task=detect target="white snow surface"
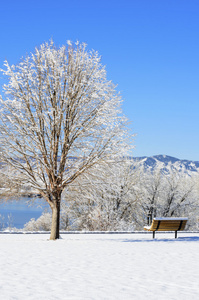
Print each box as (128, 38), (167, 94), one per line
(0, 232), (199, 299)
(154, 217), (188, 220)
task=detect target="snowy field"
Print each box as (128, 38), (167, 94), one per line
(0, 232), (199, 300)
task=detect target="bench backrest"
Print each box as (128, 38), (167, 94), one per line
(150, 218), (188, 231)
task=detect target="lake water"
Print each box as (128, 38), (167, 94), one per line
(0, 197), (49, 229)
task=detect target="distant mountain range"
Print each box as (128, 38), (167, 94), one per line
(132, 155), (199, 173)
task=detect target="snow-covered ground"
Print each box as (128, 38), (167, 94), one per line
(0, 232), (199, 300)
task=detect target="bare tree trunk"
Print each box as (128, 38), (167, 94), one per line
(50, 199), (61, 240)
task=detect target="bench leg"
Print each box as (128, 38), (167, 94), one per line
(175, 231), (177, 239)
(153, 231), (155, 239)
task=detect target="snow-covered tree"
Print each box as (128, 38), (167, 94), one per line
(137, 164), (199, 229)
(23, 213), (52, 231)
(0, 40), (132, 239)
(61, 160), (140, 231)
(0, 214), (5, 231)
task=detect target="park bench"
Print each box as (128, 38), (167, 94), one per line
(144, 217), (188, 239)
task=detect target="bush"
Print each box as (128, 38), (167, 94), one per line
(23, 213), (52, 231)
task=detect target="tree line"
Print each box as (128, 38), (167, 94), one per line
(23, 160), (199, 232)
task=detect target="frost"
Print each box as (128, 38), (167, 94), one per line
(0, 39), (133, 239)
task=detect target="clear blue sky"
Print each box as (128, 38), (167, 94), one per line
(0, 0), (199, 161)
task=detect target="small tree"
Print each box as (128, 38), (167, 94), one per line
(0, 40), (132, 239)
(138, 164), (197, 227)
(61, 160), (139, 231)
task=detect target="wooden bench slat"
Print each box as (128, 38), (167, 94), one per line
(152, 220), (187, 223)
(144, 218), (188, 235)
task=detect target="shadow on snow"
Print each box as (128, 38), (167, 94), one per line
(122, 236), (199, 243)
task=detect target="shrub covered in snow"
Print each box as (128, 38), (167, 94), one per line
(23, 213), (52, 231)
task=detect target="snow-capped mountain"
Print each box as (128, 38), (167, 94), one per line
(133, 155), (199, 173)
